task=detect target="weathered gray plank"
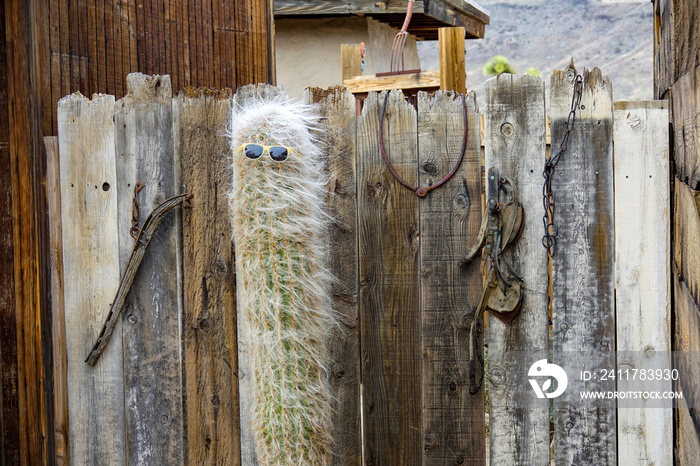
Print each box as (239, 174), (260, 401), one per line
(45, 136), (70, 466)
(484, 74), (550, 466)
(674, 178), (700, 304)
(613, 101), (671, 466)
(305, 86), (362, 466)
(231, 83), (286, 466)
(357, 90), (422, 466)
(550, 63), (616, 465)
(57, 92), (125, 465)
(417, 90), (484, 465)
(176, 87), (241, 465)
(653, 0), (674, 99)
(114, 73), (184, 465)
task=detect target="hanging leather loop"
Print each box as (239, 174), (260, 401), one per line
(379, 91), (468, 197)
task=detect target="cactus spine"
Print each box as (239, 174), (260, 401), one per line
(228, 97), (333, 465)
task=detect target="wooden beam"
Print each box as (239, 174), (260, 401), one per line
(550, 63), (616, 465)
(341, 44), (363, 82)
(344, 70), (440, 93)
(484, 74), (550, 466)
(5, 0), (53, 462)
(613, 100), (671, 466)
(439, 27), (466, 94)
(305, 86), (362, 465)
(419, 90), (485, 464)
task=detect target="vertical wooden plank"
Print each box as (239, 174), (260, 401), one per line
(5, 0), (52, 462)
(357, 90), (422, 466)
(86, 0), (98, 94)
(484, 74), (550, 465)
(104, 0), (116, 95)
(305, 86), (362, 465)
(0, 2), (21, 461)
(674, 178), (700, 325)
(550, 63), (616, 465)
(58, 0), (70, 98)
(125, 0), (138, 74)
(114, 73), (184, 465)
(670, 67), (700, 189)
(177, 87), (240, 466)
(96, 0), (106, 93)
(438, 27), (466, 94)
(45, 136), (70, 466)
(418, 90), (485, 465)
(613, 101), (672, 466)
(57, 92), (125, 465)
(673, 272), (700, 464)
(341, 44), (363, 82)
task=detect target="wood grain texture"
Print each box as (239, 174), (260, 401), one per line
(438, 28), (466, 94)
(674, 178), (700, 303)
(5, 1), (53, 463)
(45, 136), (70, 466)
(341, 44), (363, 82)
(550, 64), (616, 465)
(484, 74), (550, 466)
(673, 273), (700, 464)
(344, 70), (441, 94)
(673, 0), (700, 82)
(357, 90), (422, 466)
(670, 65), (700, 189)
(57, 92), (126, 465)
(176, 86), (241, 466)
(305, 86), (362, 466)
(653, 0), (674, 99)
(114, 73), (184, 465)
(418, 90), (485, 465)
(613, 101), (671, 466)
(0, 2), (20, 461)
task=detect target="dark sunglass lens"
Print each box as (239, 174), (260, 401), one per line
(244, 144), (264, 159)
(269, 147), (289, 162)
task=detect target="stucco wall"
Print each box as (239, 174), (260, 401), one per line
(275, 17), (421, 99)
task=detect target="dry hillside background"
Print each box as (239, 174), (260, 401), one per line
(417, 0), (653, 105)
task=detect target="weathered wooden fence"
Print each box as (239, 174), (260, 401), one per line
(49, 67), (672, 465)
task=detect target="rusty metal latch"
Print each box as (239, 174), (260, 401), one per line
(379, 91), (468, 197)
(460, 167), (524, 394)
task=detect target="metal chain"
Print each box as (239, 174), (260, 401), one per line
(130, 180), (145, 239)
(542, 74), (583, 257)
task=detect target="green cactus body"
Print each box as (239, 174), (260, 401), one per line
(229, 99), (332, 465)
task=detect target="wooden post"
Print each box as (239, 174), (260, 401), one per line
(176, 87), (241, 465)
(58, 92), (126, 465)
(45, 136), (70, 466)
(115, 73), (184, 465)
(550, 63), (616, 465)
(357, 90), (422, 465)
(341, 44), (363, 82)
(439, 27), (466, 94)
(418, 90), (485, 464)
(613, 101), (671, 466)
(305, 86), (362, 465)
(484, 74), (550, 465)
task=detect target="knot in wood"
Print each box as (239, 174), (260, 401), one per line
(500, 122), (515, 137)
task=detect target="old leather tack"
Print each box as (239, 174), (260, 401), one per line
(460, 167), (524, 394)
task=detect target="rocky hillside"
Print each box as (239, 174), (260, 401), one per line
(417, 0), (653, 106)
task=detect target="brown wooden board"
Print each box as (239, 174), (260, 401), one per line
(673, 272), (700, 465)
(305, 86), (362, 466)
(418, 90), (485, 465)
(484, 74), (550, 465)
(673, 0), (700, 81)
(5, 0), (52, 462)
(0, 2), (20, 462)
(45, 136), (70, 466)
(654, 0), (674, 99)
(114, 74), (184, 465)
(176, 86), (240, 466)
(670, 65), (700, 189)
(550, 63), (616, 465)
(357, 90), (422, 466)
(673, 178), (700, 303)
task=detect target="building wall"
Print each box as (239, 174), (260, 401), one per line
(275, 16), (421, 99)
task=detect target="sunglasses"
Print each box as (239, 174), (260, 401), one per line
(236, 144), (299, 162)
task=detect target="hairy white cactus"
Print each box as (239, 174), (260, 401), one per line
(228, 96), (333, 465)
